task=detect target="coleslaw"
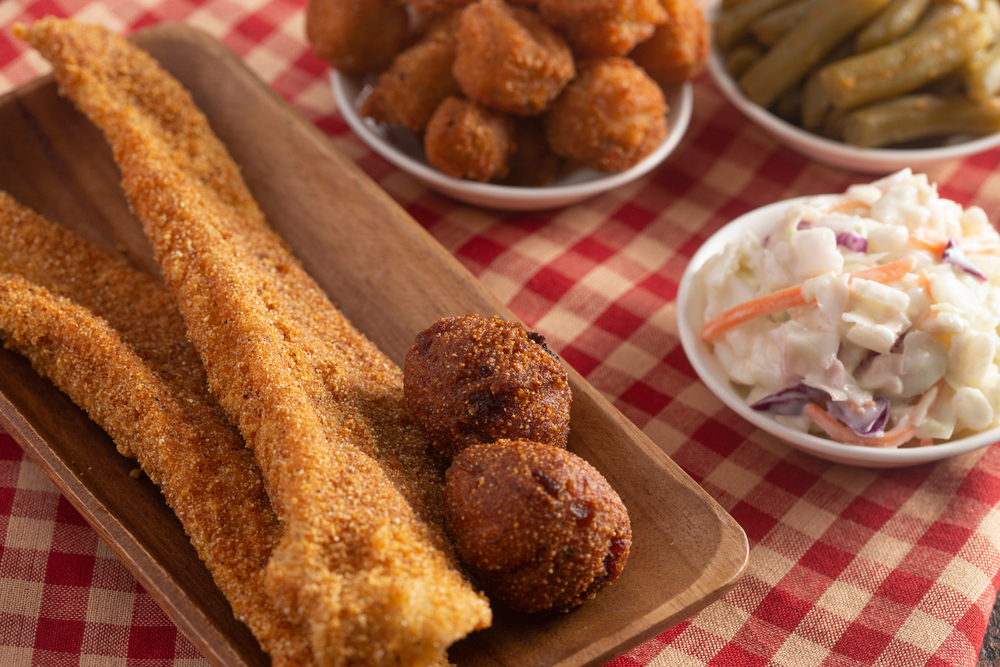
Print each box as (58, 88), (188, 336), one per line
(699, 169), (1000, 448)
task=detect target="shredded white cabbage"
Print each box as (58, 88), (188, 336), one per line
(699, 169), (1000, 447)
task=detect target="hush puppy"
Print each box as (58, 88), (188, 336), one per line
(453, 0), (575, 116)
(629, 0), (710, 86)
(404, 314), (571, 457)
(538, 0), (667, 57)
(402, 0), (472, 15)
(444, 440), (631, 613)
(306, 0), (409, 73)
(544, 57), (668, 171)
(362, 12), (464, 131)
(423, 97), (516, 182)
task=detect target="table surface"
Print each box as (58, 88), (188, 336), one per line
(3, 1), (1000, 667)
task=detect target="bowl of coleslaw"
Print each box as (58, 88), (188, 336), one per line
(677, 169), (1000, 467)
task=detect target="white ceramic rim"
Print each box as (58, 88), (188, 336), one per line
(706, 48), (1000, 174)
(676, 196), (1000, 467)
(331, 70), (693, 207)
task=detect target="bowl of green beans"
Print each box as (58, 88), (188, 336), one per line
(710, 0), (1000, 174)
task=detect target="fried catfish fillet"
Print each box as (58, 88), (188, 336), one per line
(0, 192), (314, 667)
(13, 19), (490, 667)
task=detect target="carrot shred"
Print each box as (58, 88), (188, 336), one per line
(803, 383), (940, 448)
(908, 229), (1000, 255)
(805, 404), (916, 448)
(909, 228), (948, 254)
(823, 199), (872, 215)
(701, 284), (807, 340)
(702, 256), (917, 340)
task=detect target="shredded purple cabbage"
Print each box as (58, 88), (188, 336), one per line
(942, 238), (987, 281)
(826, 398), (890, 437)
(796, 221), (813, 231)
(750, 383), (830, 416)
(836, 231), (867, 253)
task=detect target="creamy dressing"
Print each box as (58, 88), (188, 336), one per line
(699, 170), (1000, 446)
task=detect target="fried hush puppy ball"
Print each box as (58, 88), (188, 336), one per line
(362, 12), (464, 131)
(453, 0), (575, 116)
(424, 97), (516, 181)
(402, 0), (471, 15)
(404, 314), (571, 457)
(444, 440), (631, 613)
(629, 0), (709, 87)
(306, 0), (409, 74)
(544, 57), (667, 171)
(538, 0), (667, 58)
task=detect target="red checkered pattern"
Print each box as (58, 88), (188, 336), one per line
(4, 0), (1000, 665)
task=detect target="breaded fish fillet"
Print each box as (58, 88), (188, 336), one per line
(14, 19), (491, 667)
(0, 193), (314, 666)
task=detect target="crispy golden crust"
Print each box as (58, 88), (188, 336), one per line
(453, 0), (574, 116)
(544, 56), (668, 171)
(402, 0), (473, 16)
(424, 97), (516, 181)
(0, 195), (313, 666)
(15, 18), (490, 667)
(444, 440), (631, 613)
(538, 0), (667, 57)
(404, 314), (571, 457)
(306, 0), (409, 73)
(361, 12), (463, 132)
(629, 0), (709, 85)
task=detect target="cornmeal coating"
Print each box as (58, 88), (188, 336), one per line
(306, 0), (409, 73)
(538, 0), (667, 57)
(0, 195), (313, 666)
(404, 314), (571, 458)
(453, 0), (574, 116)
(15, 19), (490, 667)
(361, 12), (463, 132)
(445, 440), (631, 613)
(629, 0), (709, 86)
(544, 57), (668, 171)
(424, 97), (516, 181)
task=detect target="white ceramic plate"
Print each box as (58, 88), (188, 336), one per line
(707, 49), (1000, 175)
(676, 196), (1000, 468)
(331, 70), (692, 210)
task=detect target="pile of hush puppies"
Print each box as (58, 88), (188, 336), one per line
(307, 0), (709, 183)
(403, 314), (631, 613)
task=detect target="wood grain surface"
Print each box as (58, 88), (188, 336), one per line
(0, 24), (749, 667)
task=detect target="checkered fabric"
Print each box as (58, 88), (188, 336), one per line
(3, 0), (1000, 665)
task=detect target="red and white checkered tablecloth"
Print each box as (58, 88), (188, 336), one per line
(3, 0), (1000, 665)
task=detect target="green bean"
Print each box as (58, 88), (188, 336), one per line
(855, 0), (933, 52)
(842, 94), (1000, 146)
(715, 0), (796, 50)
(822, 106), (848, 140)
(726, 42), (765, 78)
(918, 1), (968, 28)
(775, 83), (803, 122)
(739, 0), (891, 108)
(750, 0), (823, 46)
(985, 0), (1000, 36)
(801, 71), (830, 129)
(819, 10), (994, 111)
(966, 40), (1000, 98)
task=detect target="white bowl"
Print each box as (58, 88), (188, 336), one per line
(676, 196), (1000, 468)
(331, 70), (692, 210)
(707, 48), (1000, 175)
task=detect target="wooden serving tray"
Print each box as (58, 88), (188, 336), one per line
(0, 24), (748, 667)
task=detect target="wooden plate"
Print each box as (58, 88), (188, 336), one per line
(0, 24), (748, 667)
